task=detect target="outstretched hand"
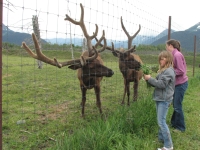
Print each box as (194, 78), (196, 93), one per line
(143, 74), (151, 80)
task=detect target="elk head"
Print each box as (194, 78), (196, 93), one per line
(112, 45), (141, 72)
(110, 17), (142, 70)
(68, 57), (113, 77)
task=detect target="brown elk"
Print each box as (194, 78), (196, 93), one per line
(95, 16), (143, 105)
(21, 3), (114, 117)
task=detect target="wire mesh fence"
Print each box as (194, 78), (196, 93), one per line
(1, 0), (200, 149)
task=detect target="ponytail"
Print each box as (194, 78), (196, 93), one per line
(175, 40), (181, 51)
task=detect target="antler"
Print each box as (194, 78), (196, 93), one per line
(94, 30), (107, 53)
(94, 37), (136, 58)
(120, 16), (141, 49)
(95, 16), (141, 56)
(65, 3), (107, 56)
(21, 33), (98, 68)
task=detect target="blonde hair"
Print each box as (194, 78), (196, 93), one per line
(157, 51), (173, 73)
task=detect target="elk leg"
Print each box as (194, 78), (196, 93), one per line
(94, 85), (102, 114)
(121, 79), (127, 105)
(126, 81), (130, 106)
(81, 86), (87, 117)
(133, 81), (138, 101)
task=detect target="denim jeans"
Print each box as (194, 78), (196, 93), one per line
(156, 100), (173, 148)
(171, 81), (188, 131)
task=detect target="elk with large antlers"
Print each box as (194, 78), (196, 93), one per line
(21, 3), (114, 117)
(95, 16), (142, 105)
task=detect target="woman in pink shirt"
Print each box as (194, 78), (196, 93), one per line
(165, 39), (188, 132)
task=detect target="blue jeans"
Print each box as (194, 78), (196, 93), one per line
(171, 81), (188, 131)
(156, 100), (173, 148)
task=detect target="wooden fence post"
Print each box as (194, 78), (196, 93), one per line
(168, 16), (171, 40)
(32, 15), (43, 69)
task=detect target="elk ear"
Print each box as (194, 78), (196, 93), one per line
(68, 64), (81, 70)
(129, 46), (136, 53)
(124, 50), (131, 56)
(130, 49), (136, 53)
(112, 51), (118, 57)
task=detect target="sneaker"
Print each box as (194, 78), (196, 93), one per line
(157, 147), (173, 150)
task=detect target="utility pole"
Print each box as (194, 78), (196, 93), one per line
(32, 15), (43, 69)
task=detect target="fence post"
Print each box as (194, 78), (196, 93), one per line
(32, 15), (43, 69)
(168, 16), (171, 40)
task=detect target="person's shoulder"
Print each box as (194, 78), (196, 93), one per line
(168, 67), (174, 70)
(174, 50), (183, 57)
(165, 67), (175, 74)
(165, 67), (176, 77)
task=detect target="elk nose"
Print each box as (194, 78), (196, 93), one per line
(107, 69), (114, 77)
(111, 70), (114, 75)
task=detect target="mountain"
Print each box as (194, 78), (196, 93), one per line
(46, 35), (155, 49)
(186, 22), (200, 31)
(151, 22), (200, 51)
(45, 29), (176, 48)
(2, 24), (47, 45)
(143, 29), (176, 45)
(46, 38), (83, 46)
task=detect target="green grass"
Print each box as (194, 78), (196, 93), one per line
(2, 49), (200, 150)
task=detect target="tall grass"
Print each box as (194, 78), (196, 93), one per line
(52, 93), (159, 150)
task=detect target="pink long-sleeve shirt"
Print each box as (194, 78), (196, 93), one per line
(172, 49), (188, 85)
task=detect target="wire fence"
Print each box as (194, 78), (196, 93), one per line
(1, 0), (200, 149)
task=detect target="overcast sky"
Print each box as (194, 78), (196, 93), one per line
(3, 0), (199, 40)
(143, 0), (199, 30)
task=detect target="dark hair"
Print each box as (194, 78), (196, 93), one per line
(166, 39), (181, 51)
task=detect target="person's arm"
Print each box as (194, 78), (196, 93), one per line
(146, 69), (173, 89)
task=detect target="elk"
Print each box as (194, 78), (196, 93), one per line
(21, 3), (114, 117)
(95, 16), (143, 105)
